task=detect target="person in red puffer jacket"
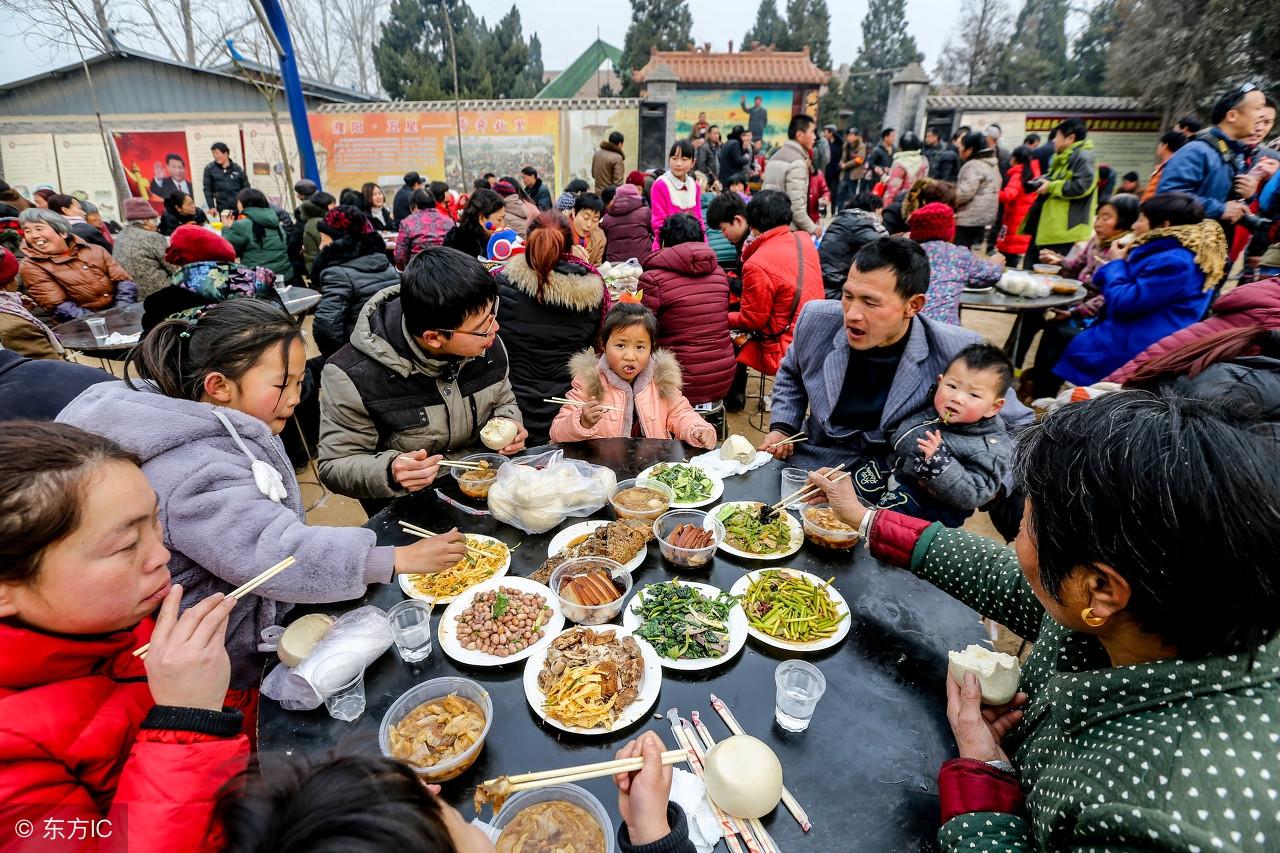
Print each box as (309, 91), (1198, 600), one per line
(640, 213), (736, 405)
(0, 423), (249, 852)
(995, 146), (1041, 266)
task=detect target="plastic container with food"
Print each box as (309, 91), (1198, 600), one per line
(652, 509), (724, 569)
(1032, 263), (1062, 276)
(801, 504), (861, 550)
(550, 556), (632, 625)
(379, 677), (493, 781)
(451, 453), (507, 500)
(609, 478), (674, 522)
(492, 784), (616, 853)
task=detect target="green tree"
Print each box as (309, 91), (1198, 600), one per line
(1001, 0), (1068, 93)
(1062, 0), (1115, 95)
(619, 0), (694, 96)
(742, 0), (785, 48)
(374, 0), (447, 100)
(786, 0), (831, 69)
(837, 0), (923, 134)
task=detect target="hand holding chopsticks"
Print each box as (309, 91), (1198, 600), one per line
(132, 556), (296, 659)
(768, 463), (849, 517)
(140, 583), (237, 710)
(481, 747), (686, 794)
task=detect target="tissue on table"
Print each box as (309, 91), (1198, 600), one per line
(689, 447), (772, 478)
(260, 605), (392, 710)
(101, 332), (141, 346)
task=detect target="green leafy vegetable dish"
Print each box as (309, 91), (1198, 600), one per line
(631, 582), (739, 660)
(716, 503), (792, 555)
(647, 463), (714, 503)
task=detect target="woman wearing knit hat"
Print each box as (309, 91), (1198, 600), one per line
(309, 205), (399, 358)
(0, 246), (66, 359)
(493, 177), (539, 238)
(141, 223), (278, 332)
(113, 198), (177, 300)
(908, 202), (1004, 325)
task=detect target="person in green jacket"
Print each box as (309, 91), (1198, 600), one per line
(1023, 117), (1098, 269)
(222, 188), (296, 284)
(809, 391), (1280, 852)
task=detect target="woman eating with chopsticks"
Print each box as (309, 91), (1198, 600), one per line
(58, 299), (468, 716)
(805, 391), (1280, 851)
(0, 423), (249, 850)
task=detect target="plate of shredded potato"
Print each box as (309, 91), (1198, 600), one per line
(521, 625), (662, 735)
(398, 534), (511, 604)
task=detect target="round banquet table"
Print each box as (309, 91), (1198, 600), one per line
(959, 277), (1086, 357)
(256, 438), (986, 852)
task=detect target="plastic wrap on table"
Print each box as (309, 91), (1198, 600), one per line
(260, 605), (393, 710)
(486, 449), (617, 534)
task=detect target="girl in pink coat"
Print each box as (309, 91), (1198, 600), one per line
(550, 303), (717, 447)
(650, 139), (705, 249)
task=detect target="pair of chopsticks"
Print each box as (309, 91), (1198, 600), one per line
(482, 749), (687, 793)
(132, 556), (297, 660)
(545, 396), (623, 413)
(710, 693), (811, 832)
(397, 520), (491, 559)
(437, 459), (488, 471)
(770, 463), (850, 513)
(763, 431), (807, 450)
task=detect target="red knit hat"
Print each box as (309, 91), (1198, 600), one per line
(908, 202), (956, 244)
(165, 223), (236, 265)
(626, 170), (647, 188)
(0, 247), (18, 286)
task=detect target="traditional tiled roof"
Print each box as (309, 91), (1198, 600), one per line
(926, 94), (1146, 112)
(632, 48), (829, 86)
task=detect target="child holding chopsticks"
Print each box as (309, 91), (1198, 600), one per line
(0, 423), (249, 851)
(58, 299), (468, 702)
(550, 303), (717, 448)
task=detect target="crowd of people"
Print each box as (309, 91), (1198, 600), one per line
(1, 79), (1279, 852)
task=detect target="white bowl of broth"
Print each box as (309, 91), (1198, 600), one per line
(493, 783), (615, 853)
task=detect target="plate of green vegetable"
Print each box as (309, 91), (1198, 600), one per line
(622, 580), (747, 670)
(712, 501), (803, 560)
(729, 569), (851, 651)
(637, 463), (723, 508)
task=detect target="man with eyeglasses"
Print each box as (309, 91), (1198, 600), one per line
(1158, 82), (1272, 225)
(318, 246), (527, 512)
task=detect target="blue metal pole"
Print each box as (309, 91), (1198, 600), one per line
(259, 0), (321, 185)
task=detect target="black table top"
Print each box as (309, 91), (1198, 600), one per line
(256, 439), (984, 852)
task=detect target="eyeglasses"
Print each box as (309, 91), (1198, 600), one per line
(431, 296), (499, 339)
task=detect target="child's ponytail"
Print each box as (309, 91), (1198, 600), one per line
(125, 299), (302, 401)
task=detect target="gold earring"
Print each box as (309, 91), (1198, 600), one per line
(1081, 607), (1107, 628)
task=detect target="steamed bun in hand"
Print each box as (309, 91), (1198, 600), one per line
(948, 644), (1021, 704)
(480, 418), (519, 450)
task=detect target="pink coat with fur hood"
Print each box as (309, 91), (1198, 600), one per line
(550, 349), (717, 447)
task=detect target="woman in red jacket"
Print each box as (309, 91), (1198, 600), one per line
(640, 213), (736, 405)
(995, 146), (1041, 267)
(0, 422), (249, 851)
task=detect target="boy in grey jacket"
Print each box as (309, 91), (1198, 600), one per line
(882, 343), (1015, 526)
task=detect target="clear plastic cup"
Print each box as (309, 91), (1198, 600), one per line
(388, 599), (434, 662)
(780, 467), (808, 509)
(85, 317), (108, 343)
(312, 651), (366, 722)
(774, 660), (826, 732)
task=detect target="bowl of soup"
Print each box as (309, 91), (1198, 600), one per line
(609, 478), (674, 522)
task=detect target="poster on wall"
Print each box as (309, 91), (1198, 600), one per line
(309, 109), (561, 193)
(675, 89), (794, 147)
(1025, 114), (1162, 183)
(111, 130), (192, 209)
(54, 133), (119, 221)
(0, 134), (59, 196)
(185, 124), (244, 176)
(561, 109), (639, 187)
(243, 122), (300, 206)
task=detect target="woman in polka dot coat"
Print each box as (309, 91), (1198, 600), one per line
(809, 391), (1280, 852)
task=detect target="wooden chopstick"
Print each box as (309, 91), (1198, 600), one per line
(396, 521), (492, 559)
(711, 693), (811, 832)
(132, 556), (297, 659)
(437, 460), (487, 470)
(770, 463), (847, 512)
(486, 750), (687, 792)
(546, 396), (623, 412)
(763, 430), (806, 450)
(775, 469), (853, 512)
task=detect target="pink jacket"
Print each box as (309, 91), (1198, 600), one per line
(549, 349), (717, 447)
(649, 175), (704, 249)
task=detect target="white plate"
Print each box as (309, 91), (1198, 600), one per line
(397, 534), (511, 604)
(621, 580), (747, 671)
(636, 463), (725, 508)
(522, 625), (663, 736)
(546, 520), (647, 574)
(438, 576), (565, 667)
(711, 501), (804, 561)
(729, 568), (852, 652)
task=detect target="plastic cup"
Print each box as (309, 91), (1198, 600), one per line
(774, 660), (827, 732)
(388, 599), (434, 663)
(85, 317), (108, 344)
(312, 651), (366, 722)
(780, 468), (808, 509)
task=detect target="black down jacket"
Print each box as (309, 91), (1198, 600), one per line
(313, 235), (401, 358)
(818, 209), (888, 298)
(1162, 353), (1280, 440)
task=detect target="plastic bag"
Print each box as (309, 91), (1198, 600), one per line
(598, 258), (643, 294)
(260, 605), (393, 710)
(486, 449), (617, 534)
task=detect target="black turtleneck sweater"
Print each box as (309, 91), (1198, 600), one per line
(830, 333), (910, 431)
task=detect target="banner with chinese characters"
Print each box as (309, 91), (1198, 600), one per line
(309, 110), (560, 192)
(1024, 114), (1162, 183)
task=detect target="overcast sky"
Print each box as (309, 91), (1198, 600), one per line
(0, 0), (991, 88)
